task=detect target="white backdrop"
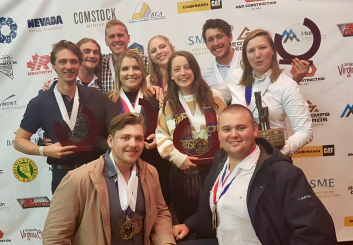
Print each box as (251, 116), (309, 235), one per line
(1, 0), (352, 243)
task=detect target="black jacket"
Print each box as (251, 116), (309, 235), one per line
(184, 138), (337, 245)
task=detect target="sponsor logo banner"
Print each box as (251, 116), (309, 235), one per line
(0, 202), (9, 211)
(13, 158), (38, 182)
(17, 197), (50, 209)
(177, 0), (222, 14)
(236, 0), (276, 10)
(0, 17), (18, 44)
(129, 43), (144, 55)
(292, 145), (335, 158)
(0, 53), (17, 79)
(73, 8), (116, 28)
(20, 228), (43, 241)
(27, 53), (52, 76)
(27, 15), (63, 33)
(341, 104), (353, 118)
(310, 178), (340, 199)
(345, 217), (353, 227)
(337, 62), (352, 77)
(337, 23), (353, 37)
(129, 2), (166, 23)
(307, 100), (330, 127)
(0, 230), (11, 242)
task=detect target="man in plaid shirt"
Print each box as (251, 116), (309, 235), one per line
(101, 19), (149, 93)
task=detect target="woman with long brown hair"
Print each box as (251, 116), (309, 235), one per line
(228, 29), (312, 156)
(156, 51), (226, 223)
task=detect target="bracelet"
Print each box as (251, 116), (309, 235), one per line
(39, 146), (45, 156)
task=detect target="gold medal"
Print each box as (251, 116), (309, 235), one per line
(212, 204), (220, 230)
(132, 216), (142, 234)
(118, 216), (137, 240)
(194, 138), (208, 154)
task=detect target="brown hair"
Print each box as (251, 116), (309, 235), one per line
(202, 19), (233, 42)
(109, 113), (146, 136)
(239, 29), (282, 87)
(76, 38), (103, 79)
(105, 19), (129, 37)
(147, 35), (175, 86)
(50, 40), (82, 65)
(219, 104), (256, 126)
(163, 51), (218, 118)
(107, 51), (149, 103)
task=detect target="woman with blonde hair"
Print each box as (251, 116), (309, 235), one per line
(228, 29), (312, 156)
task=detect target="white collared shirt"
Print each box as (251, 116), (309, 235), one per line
(209, 146), (261, 245)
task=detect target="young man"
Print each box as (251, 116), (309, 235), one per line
(201, 19), (310, 104)
(173, 105), (337, 245)
(42, 113), (176, 245)
(14, 40), (112, 193)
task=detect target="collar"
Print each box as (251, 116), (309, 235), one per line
(180, 92), (195, 102)
(50, 80), (85, 98)
(234, 145), (260, 172)
(253, 69), (272, 83)
(215, 59), (231, 68)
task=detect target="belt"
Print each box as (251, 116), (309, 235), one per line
(51, 163), (85, 170)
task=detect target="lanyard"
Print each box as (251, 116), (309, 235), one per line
(178, 92), (202, 133)
(120, 89), (143, 113)
(53, 83), (79, 131)
(245, 86), (252, 106)
(157, 77), (165, 92)
(109, 56), (115, 83)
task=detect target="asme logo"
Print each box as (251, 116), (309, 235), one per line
(27, 53), (52, 76)
(337, 23), (353, 37)
(129, 2), (166, 23)
(340, 104), (353, 118)
(129, 43), (144, 55)
(27, 16), (63, 33)
(310, 178), (334, 188)
(306, 100), (330, 126)
(0, 53), (17, 79)
(0, 17), (18, 44)
(177, 0), (222, 14)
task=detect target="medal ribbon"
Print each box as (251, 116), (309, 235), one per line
(245, 86), (252, 106)
(110, 152), (138, 212)
(53, 83), (79, 131)
(178, 92), (202, 133)
(213, 50), (239, 86)
(109, 56), (116, 83)
(157, 77), (165, 92)
(120, 89), (143, 113)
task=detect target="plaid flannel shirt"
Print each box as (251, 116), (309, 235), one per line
(101, 53), (149, 93)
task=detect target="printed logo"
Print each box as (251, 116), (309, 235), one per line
(292, 145), (335, 158)
(0, 17), (18, 44)
(129, 2), (166, 23)
(0, 202), (9, 211)
(177, 0), (222, 14)
(73, 8), (116, 28)
(0, 53), (18, 79)
(188, 35), (205, 45)
(337, 62), (352, 77)
(20, 229), (43, 241)
(344, 217), (353, 227)
(337, 23), (353, 37)
(129, 43), (144, 55)
(236, 0), (276, 10)
(1, 94), (27, 111)
(26, 53), (52, 76)
(232, 27), (251, 51)
(0, 230), (11, 242)
(27, 15), (63, 33)
(17, 197), (50, 209)
(341, 104), (353, 118)
(0, 170), (3, 174)
(310, 178), (339, 199)
(187, 35), (210, 56)
(13, 158), (38, 183)
(306, 100), (330, 127)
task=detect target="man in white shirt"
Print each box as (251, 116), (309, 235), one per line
(173, 104), (336, 245)
(201, 19), (310, 104)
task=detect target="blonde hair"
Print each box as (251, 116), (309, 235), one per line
(239, 29), (282, 87)
(105, 19), (128, 37)
(147, 35), (175, 86)
(107, 51), (149, 103)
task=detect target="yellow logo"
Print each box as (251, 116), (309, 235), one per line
(344, 216), (353, 227)
(292, 145), (335, 158)
(13, 158), (38, 182)
(132, 3), (151, 19)
(177, 0), (222, 14)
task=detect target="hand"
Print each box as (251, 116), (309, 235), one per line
(43, 142), (76, 158)
(144, 134), (157, 150)
(43, 79), (54, 91)
(173, 224), (190, 241)
(291, 58), (310, 84)
(43, 134), (52, 146)
(180, 156), (198, 170)
(147, 86), (164, 103)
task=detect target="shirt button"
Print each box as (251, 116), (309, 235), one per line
(260, 185), (263, 189)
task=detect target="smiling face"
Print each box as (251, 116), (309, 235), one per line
(119, 56), (142, 92)
(148, 37), (174, 69)
(52, 49), (80, 84)
(79, 41), (100, 70)
(170, 55), (194, 95)
(246, 35), (274, 78)
(107, 124), (145, 166)
(218, 109), (258, 160)
(205, 28), (233, 61)
(105, 24), (130, 56)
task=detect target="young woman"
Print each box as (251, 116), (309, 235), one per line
(147, 35), (175, 92)
(156, 51), (226, 223)
(228, 29), (313, 156)
(107, 50), (171, 205)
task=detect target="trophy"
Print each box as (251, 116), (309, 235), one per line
(254, 92), (285, 148)
(274, 18), (321, 65)
(173, 112), (220, 165)
(54, 106), (98, 152)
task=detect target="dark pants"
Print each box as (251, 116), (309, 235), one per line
(51, 169), (69, 194)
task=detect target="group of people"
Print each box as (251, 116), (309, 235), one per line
(13, 18), (337, 244)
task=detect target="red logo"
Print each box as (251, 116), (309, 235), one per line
(291, 64), (317, 77)
(337, 23), (353, 37)
(26, 54), (52, 76)
(0, 230), (4, 239)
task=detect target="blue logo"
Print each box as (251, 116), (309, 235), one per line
(282, 29), (300, 43)
(0, 17), (18, 44)
(341, 104), (353, 118)
(188, 35), (205, 45)
(129, 42), (144, 55)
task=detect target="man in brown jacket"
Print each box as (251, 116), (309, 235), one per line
(43, 113), (176, 245)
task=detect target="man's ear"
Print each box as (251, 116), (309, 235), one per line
(253, 124), (259, 137)
(107, 135), (113, 148)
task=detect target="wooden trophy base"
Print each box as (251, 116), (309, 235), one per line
(258, 128), (285, 148)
